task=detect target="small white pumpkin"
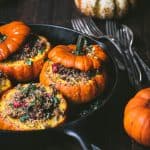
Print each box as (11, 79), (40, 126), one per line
(74, 0), (136, 19)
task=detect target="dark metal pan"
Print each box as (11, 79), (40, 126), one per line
(0, 24), (120, 150)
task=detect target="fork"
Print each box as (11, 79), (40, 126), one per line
(106, 20), (142, 88)
(122, 25), (150, 87)
(71, 16), (125, 70)
(106, 20), (149, 89)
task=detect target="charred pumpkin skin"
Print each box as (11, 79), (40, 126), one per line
(0, 21), (30, 61)
(0, 36), (51, 82)
(124, 88), (150, 147)
(40, 60), (106, 103)
(0, 71), (12, 95)
(0, 83), (67, 131)
(48, 44), (107, 72)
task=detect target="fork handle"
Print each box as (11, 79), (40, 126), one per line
(133, 49), (150, 86)
(103, 36), (141, 89)
(101, 36), (144, 90)
(124, 50), (142, 90)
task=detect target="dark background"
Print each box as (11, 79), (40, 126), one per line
(0, 0), (149, 150)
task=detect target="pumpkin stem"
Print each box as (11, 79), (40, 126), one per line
(75, 35), (87, 55)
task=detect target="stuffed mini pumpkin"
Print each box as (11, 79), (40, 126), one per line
(75, 0), (136, 19)
(0, 83), (67, 131)
(0, 35), (51, 82)
(0, 21), (30, 61)
(124, 88), (150, 147)
(40, 36), (107, 103)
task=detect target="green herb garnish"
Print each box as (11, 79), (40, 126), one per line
(51, 96), (59, 106)
(21, 87), (29, 95)
(38, 49), (44, 54)
(25, 59), (33, 66)
(8, 103), (14, 108)
(19, 114), (29, 122)
(28, 83), (37, 91)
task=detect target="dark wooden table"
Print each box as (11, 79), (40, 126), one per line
(0, 0), (149, 150)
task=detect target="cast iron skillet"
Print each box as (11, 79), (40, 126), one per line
(0, 24), (120, 150)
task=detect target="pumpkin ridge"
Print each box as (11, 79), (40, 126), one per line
(4, 40), (13, 56)
(93, 0), (100, 17)
(0, 45), (8, 60)
(75, 0), (136, 19)
(125, 108), (140, 139)
(7, 38), (19, 49)
(139, 112), (150, 145)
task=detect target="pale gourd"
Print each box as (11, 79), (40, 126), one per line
(74, 0), (136, 19)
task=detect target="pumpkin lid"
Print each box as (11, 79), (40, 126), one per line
(0, 21), (31, 61)
(48, 36), (107, 71)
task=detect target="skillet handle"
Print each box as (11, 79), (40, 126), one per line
(64, 127), (101, 150)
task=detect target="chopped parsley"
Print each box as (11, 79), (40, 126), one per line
(25, 59), (33, 66)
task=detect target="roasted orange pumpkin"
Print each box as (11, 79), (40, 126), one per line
(0, 21), (30, 61)
(0, 83), (67, 131)
(0, 71), (12, 95)
(0, 35), (51, 82)
(40, 36), (107, 103)
(124, 88), (150, 147)
(40, 60), (106, 103)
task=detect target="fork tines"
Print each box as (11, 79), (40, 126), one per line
(71, 16), (103, 37)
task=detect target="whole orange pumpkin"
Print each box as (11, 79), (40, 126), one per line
(0, 21), (30, 61)
(40, 36), (107, 103)
(124, 88), (150, 147)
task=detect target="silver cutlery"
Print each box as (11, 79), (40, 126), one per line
(71, 16), (125, 70)
(106, 20), (142, 89)
(106, 20), (150, 89)
(134, 50), (150, 82)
